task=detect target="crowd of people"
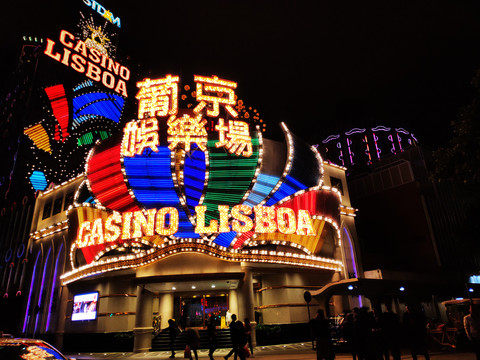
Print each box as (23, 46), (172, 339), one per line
(165, 314), (253, 360)
(311, 305), (431, 360)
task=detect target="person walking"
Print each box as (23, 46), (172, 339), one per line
(224, 314), (246, 360)
(379, 305), (401, 360)
(310, 309), (335, 360)
(464, 303), (480, 360)
(403, 304), (430, 360)
(186, 327), (201, 360)
(166, 319), (179, 359)
(207, 314), (218, 360)
(244, 318), (254, 357)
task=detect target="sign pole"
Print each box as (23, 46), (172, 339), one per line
(304, 291), (314, 350)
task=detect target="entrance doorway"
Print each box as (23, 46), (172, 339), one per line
(175, 294), (228, 328)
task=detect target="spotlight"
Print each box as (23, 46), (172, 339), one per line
(399, 286), (405, 292)
(469, 288), (474, 293)
(347, 285), (354, 291)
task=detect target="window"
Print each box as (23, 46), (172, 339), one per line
(64, 191), (74, 211)
(330, 176), (344, 195)
(52, 198), (63, 215)
(42, 202), (52, 220)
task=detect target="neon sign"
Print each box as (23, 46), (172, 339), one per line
(83, 0), (121, 28)
(44, 30), (129, 96)
(75, 205), (315, 249)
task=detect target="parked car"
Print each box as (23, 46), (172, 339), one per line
(0, 336), (74, 359)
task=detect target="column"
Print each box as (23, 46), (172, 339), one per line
(133, 285), (154, 353)
(158, 292), (174, 330)
(240, 265), (257, 346)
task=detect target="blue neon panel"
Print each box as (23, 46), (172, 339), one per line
(265, 175), (307, 206)
(243, 173), (281, 207)
(183, 148), (206, 213)
(30, 170), (48, 191)
(72, 92), (124, 126)
(123, 147), (198, 238)
(214, 231), (237, 248)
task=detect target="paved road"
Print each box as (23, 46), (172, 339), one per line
(68, 343), (477, 360)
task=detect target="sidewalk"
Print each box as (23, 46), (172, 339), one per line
(68, 342), (477, 359)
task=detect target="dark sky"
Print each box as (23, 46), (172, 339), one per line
(3, 0), (480, 148)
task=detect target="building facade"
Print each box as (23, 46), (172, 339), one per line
(25, 104), (362, 351)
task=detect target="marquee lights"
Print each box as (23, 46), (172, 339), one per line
(75, 205), (316, 249)
(44, 30), (129, 96)
(61, 239), (343, 285)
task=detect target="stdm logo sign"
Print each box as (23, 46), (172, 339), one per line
(83, 0), (121, 28)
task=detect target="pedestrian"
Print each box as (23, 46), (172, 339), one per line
(224, 314), (246, 360)
(403, 304), (430, 360)
(166, 318), (179, 359)
(340, 312), (356, 360)
(244, 318), (254, 357)
(208, 314), (218, 360)
(464, 303), (480, 360)
(353, 307), (368, 360)
(379, 305), (401, 360)
(186, 327), (200, 360)
(310, 309), (334, 360)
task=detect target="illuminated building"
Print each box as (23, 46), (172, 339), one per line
(21, 75), (363, 352)
(315, 127), (479, 321)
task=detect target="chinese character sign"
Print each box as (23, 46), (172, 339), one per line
(122, 118), (160, 157)
(193, 75), (238, 118)
(136, 75), (179, 119)
(167, 113), (208, 152)
(127, 74), (253, 157)
(215, 119), (253, 157)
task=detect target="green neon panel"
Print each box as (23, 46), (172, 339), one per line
(202, 133), (260, 222)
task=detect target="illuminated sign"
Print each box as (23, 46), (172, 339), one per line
(59, 74), (348, 284)
(44, 30), (129, 96)
(83, 0), (121, 28)
(72, 292), (98, 321)
(121, 75), (252, 157)
(75, 205), (316, 249)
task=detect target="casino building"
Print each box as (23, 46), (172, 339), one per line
(24, 74), (362, 352)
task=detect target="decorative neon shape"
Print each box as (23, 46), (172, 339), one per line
(24, 124), (52, 154)
(345, 128), (365, 136)
(45, 85), (70, 142)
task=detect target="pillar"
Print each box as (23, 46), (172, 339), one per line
(241, 265), (257, 346)
(133, 285), (154, 353)
(158, 292), (174, 330)
(330, 272), (344, 316)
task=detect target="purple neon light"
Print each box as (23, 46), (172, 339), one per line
(388, 134), (396, 155)
(46, 243), (63, 331)
(322, 134), (340, 144)
(343, 227), (357, 278)
(395, 128), (409, 135)
(23, 252), (41, 334)
(345, 128), (366, 136)
(371, 126), (391, 132)
(34, 248), (51, 334)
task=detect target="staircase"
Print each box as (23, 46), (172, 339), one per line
(151, 328), (232, 351)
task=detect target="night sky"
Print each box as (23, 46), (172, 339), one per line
(3, 0), (480, 148)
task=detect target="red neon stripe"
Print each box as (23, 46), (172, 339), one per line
(87, 142), (139, 213)
(45, 85), (70, 141)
